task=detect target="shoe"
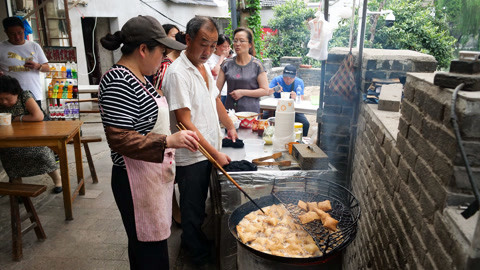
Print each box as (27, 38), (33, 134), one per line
(53, 186), (63, 194)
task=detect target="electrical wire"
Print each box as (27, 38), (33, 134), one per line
(451, 83), (480, 219)
(139, 0), (186, 28)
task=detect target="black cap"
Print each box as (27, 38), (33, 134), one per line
(283, 65), (296, 78)
(122, 16), (186, 51)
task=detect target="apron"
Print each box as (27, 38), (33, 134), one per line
(100, 67), (175, 241)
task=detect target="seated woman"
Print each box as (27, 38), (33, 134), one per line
(0, 75), (62, 193)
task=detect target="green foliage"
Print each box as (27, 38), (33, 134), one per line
(263, 0), (316, 66)
(245, 0), (263, 58)
(331, 0), (456, 69)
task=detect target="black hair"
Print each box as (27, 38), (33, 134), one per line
(186, 16), (218, 41)
(175, 31), (187, 45)
(3, 17), (24, 31)
(100, 31), (162, 55)
(217, 34), (231, 46)
(163, 24), (179, 35)
(0, 75), (23, 96)
(234, 27), (255, 56)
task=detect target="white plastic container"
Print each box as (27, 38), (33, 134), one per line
(0, 113), (11, 125)
(243, 139), (265, 157)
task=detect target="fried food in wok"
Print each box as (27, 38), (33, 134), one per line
(236, 204), (321, 258)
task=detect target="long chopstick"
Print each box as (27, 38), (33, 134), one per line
(177, 122), (265, 214)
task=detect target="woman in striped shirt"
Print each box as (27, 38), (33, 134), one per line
(98, 16), (199, 269)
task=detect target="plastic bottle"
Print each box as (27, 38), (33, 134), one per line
(49, 104), (54, 118)
(53, 104), (59, 120)
(47, 82), (53, 98)
(66, 62), (72, 79)
(295, 85), (302, 103)
(72, 102), (79, 119)
(53, 81), (59, 98)
(59, 104), (64, 120)
(64, 102), (70, 120)
(62, 81), (69, 99)
(60, 64), (67, 78)
(71, 62), (78, 79)
(72, 84), (78, 99)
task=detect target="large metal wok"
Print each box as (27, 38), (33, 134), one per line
(228, 178), (361, 264)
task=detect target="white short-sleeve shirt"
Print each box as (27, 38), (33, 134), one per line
(163, 51), (222, 166)
(0, 40), (48, 101)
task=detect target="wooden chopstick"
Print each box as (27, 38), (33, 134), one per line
(176, 122), (265, 214)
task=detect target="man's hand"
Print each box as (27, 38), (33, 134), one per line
(290, 91), (297, 100)
(213, 151), (231, 167)
(24, 60), (40, 71)
(226, 128), (238, 142)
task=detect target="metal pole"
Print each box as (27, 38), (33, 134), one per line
(231, 0), (238, 30)
(317, 0), (329, 146)
(358, 0), (368, 84)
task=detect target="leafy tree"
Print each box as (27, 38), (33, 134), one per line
(263, 0), (316, 66)
(243, 0), (264, 57)
(330, 0), (456, 69)
(435, 0), (480, 50)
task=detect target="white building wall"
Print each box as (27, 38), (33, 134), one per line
(69, 0), (228, 84)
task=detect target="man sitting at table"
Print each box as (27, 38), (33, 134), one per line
(268, 65), (309, 136)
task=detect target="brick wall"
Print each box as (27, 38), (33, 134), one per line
(343, 73), (480, 269)
(321, 48), (437, 172)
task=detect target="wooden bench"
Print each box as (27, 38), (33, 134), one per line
(0, 182), (47, 261)
(68, 135), (102, 183)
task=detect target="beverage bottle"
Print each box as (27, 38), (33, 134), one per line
(53, 104), (59, 120)
(59, 104), (64, 120)
(62, 81), (69, 99)
(67, 80), (73, 97)
(295, 85), (302, 103)
(72, 84), (78, 99)
(64, 102), (70, 120)
(71, 62), (78, 79)
(75, 102), (80, 119)
(53, 81), (59, 98)
(58, 81), (64, 99)
(49, 104), (54, 118)
(60, 64), (67, 78)
(66, 61), (72, 79)
(47, 82), (53, 98)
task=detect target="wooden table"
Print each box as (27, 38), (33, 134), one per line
(260, 98), (319, 115)
(0, 121), (84, 220)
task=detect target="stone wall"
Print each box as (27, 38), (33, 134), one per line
(343, 73), (480, 269)
(266, 57), (321, 87)
(321, 48), (437, 172)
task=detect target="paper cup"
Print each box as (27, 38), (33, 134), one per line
(280, 92), (290, 99)
(0, 113), (12, 125)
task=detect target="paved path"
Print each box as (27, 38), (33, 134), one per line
(0, 120), (205, 269)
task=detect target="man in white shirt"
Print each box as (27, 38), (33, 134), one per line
(163, 16), (237, 268)
(0, 17), (50, 108)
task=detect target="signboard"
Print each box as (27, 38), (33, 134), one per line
(43, 46), (77, 63)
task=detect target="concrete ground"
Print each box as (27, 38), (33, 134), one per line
(0, 117), (209, 270)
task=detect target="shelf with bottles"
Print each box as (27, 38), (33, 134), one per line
(45, 61), (79, 99)
(47, 101), (80, 121)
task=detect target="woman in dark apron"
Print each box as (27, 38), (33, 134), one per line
(98, 16), (199, 269)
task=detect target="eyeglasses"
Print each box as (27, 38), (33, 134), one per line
(233, 39), (248, 44)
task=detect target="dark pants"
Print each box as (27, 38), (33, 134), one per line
(262, 111), (310, 137)
(221, 95), (227, 105)
(175, 160), (212, 265)
(295, 113), (310, 137)
(111, 166), (169, 270)
(35, 100), (42, 109)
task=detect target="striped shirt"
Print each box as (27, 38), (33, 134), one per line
(99, 64), (160, 168)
